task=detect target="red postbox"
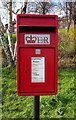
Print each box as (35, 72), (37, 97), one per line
(16, 14), (58, 96)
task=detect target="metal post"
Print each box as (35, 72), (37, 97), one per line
(33, 96), (40, 120)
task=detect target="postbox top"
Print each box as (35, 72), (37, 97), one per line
(17, 14), (58, 27)
(17, 14), (58, 17)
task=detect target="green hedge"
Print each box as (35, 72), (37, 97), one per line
(58, 28), (66, 36)
(4, 34), (16, 44)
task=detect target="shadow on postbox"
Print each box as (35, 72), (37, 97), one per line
(16, 14), (58, 96)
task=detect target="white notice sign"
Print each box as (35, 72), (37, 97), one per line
(32, 57), (45, 83)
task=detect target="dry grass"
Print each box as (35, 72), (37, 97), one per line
(58, 55), (76, 70)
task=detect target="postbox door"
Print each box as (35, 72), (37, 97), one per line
(19, 48), (55, 93)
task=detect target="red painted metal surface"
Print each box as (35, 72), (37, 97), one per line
(16, 14), (58, 96)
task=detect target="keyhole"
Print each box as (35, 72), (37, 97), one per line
(25, 70), (27, 73)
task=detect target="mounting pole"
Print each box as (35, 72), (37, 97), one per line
(33, 96), (40, 120)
